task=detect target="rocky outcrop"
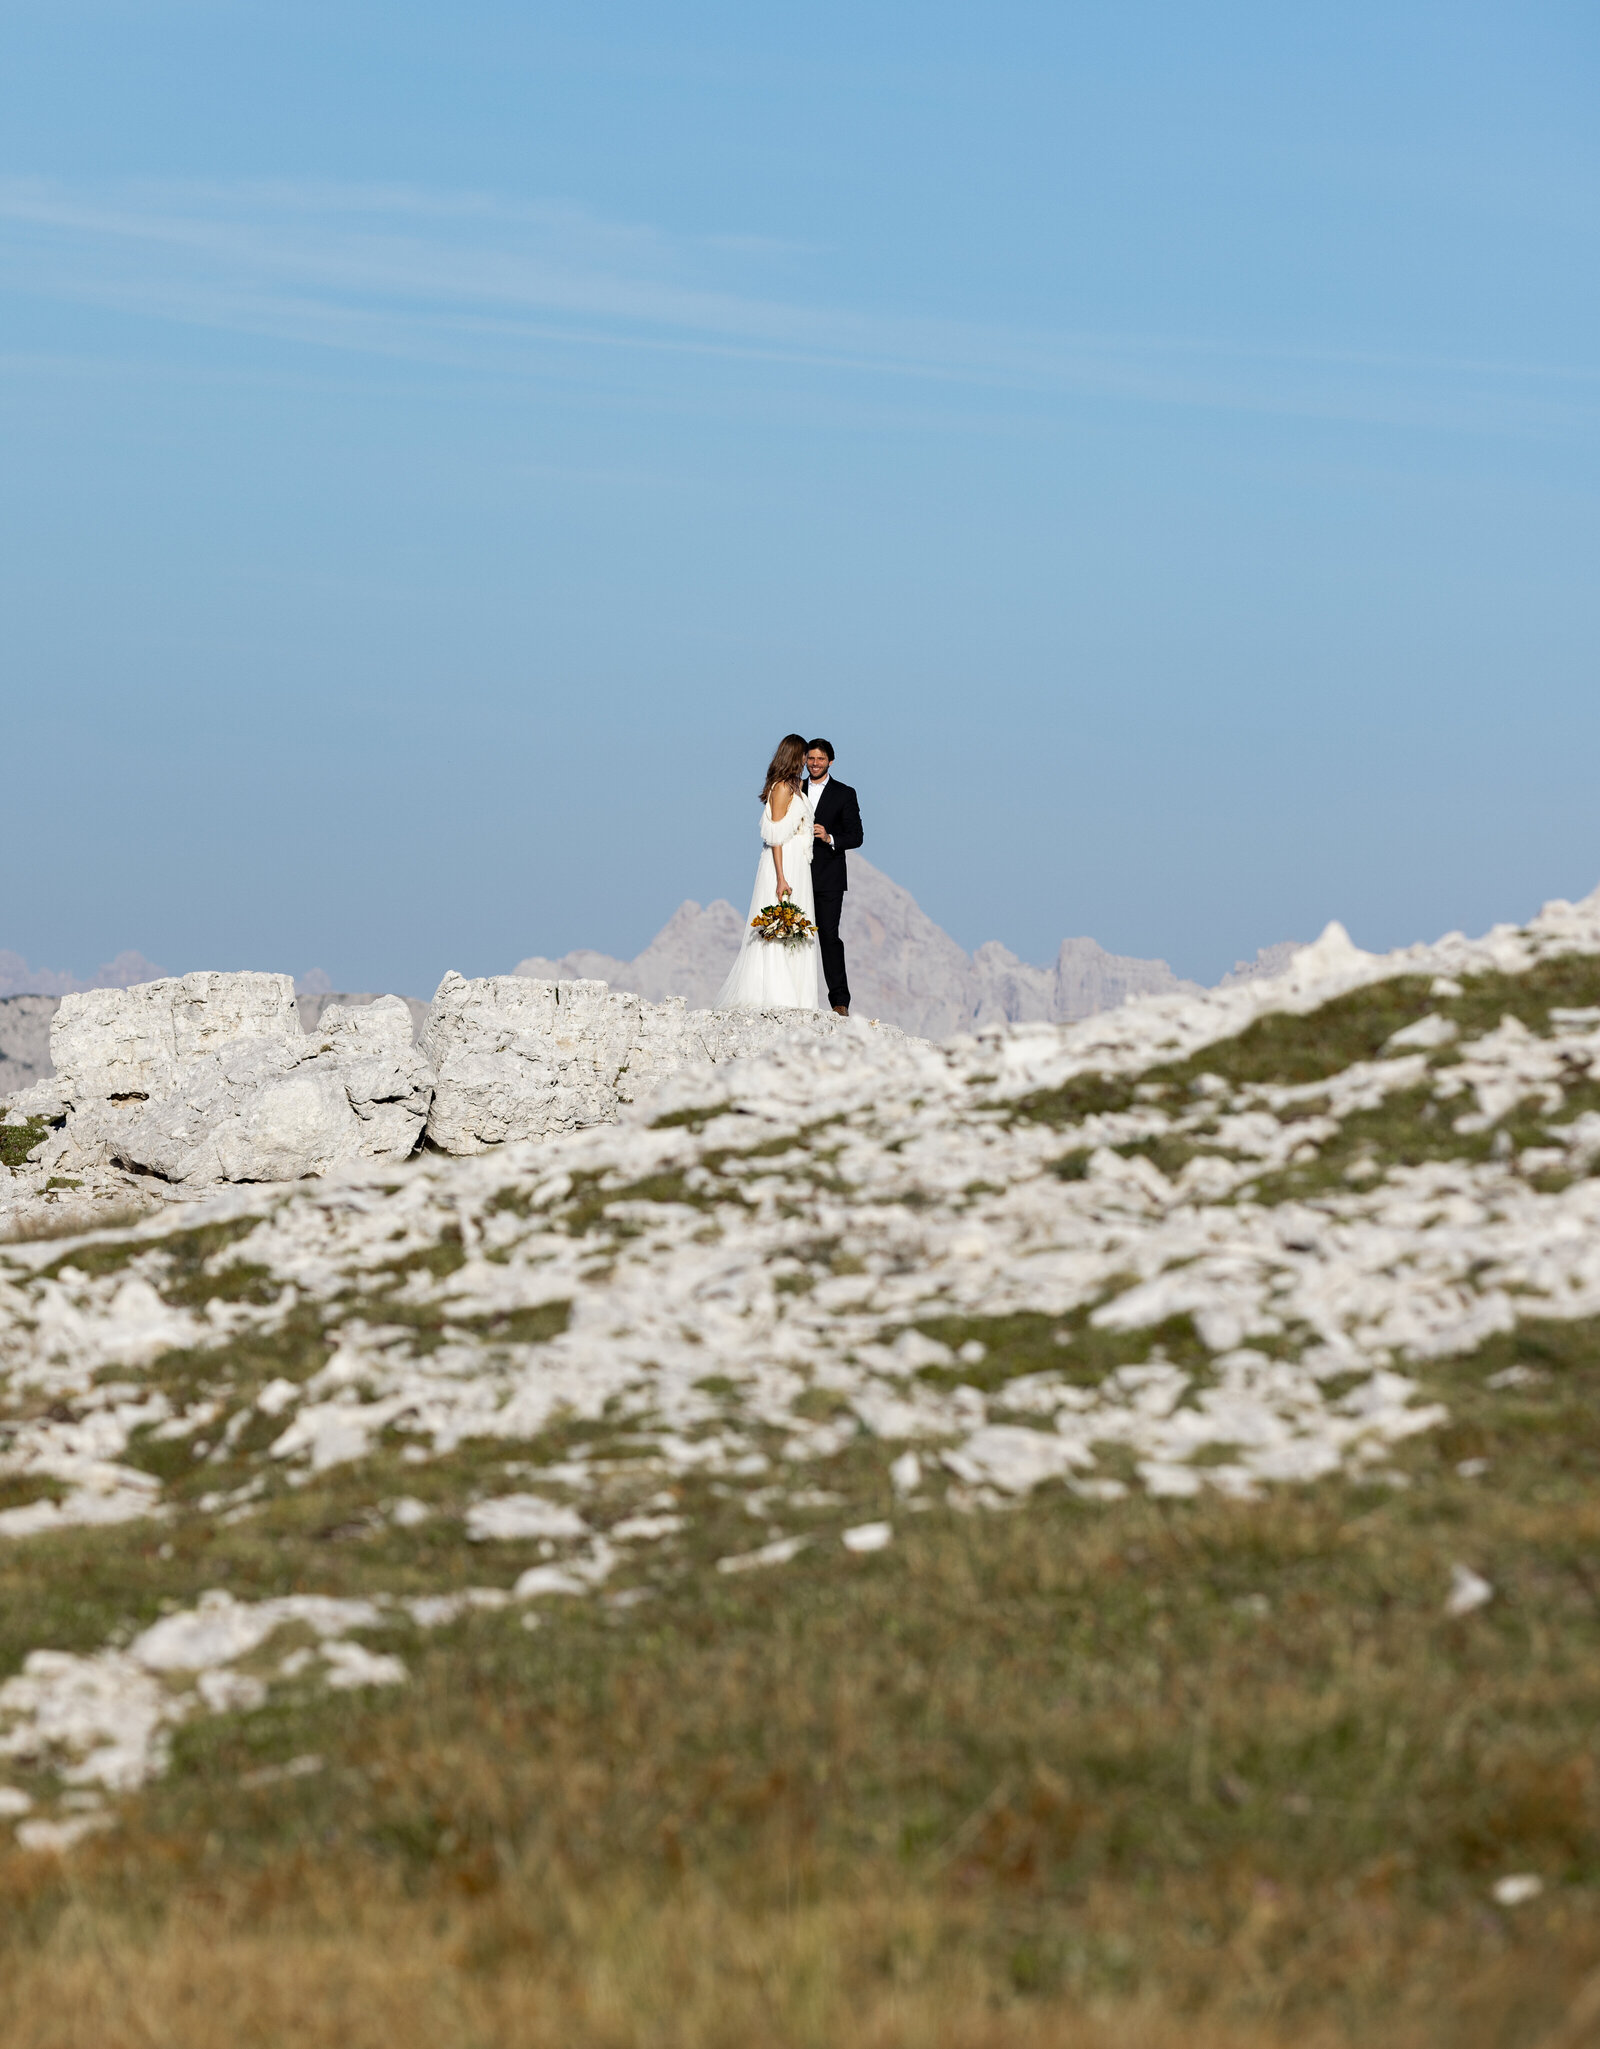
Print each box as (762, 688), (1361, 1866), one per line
(296, 990), (429, 1043)
(3, 970), (899, 1188)
(2, 990), (429, 1102)
(424, 973), (884, 1154)
(17, 974), (432, 1185)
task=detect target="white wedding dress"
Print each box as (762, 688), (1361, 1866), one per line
(714, 790), (824, 1011)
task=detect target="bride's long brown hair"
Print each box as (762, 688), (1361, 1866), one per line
(760, 733), (808, 803)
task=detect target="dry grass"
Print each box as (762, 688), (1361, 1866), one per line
(0, 1893), (1331, 2049)
(2, 1351), (1598, 2048)
(2, 1856), (1598, 2049)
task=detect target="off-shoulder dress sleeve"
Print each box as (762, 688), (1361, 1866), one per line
(760, 801), (808, 848)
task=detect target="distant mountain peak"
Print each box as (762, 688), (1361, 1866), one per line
(0, 949), (167, 1000)
(513, 858), (1294, 1037)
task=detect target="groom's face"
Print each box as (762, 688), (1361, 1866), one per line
(805, 749), (831, 782)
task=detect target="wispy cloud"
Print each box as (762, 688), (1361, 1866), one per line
(0, 177), (1594, 434)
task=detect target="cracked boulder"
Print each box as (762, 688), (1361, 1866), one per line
(422, 972), (867, 1154)
(37, 974), (432, 1185)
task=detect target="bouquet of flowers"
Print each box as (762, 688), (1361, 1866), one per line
(750, 895), (817, 948)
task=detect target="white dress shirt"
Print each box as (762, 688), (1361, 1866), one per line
(807, 774), (832, 844)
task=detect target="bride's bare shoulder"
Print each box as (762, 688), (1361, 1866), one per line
(768, 780), (795, 820)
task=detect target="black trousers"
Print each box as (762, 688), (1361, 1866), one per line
(815, 889), (849, 1010)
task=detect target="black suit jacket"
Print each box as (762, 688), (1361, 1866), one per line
(805, 777), (863, 896)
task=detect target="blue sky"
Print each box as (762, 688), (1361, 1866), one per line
(3, 2), (1598, 993)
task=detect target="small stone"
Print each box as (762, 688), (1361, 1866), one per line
(889, 1452), (921, 1495)
(715, 1535), (809, 1574)
(1446, 1564), (1494, 1617)
(17, 1813), (115, 1854)
(1384, 1013), (1458, 1052)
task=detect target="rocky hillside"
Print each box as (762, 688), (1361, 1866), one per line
(1, 974), (898, 1240)
(4, 891), (1598, 2039)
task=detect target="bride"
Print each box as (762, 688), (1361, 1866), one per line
(714, 733), (823, 1012)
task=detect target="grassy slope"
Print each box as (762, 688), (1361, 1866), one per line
(3, 968), (1600, 2047)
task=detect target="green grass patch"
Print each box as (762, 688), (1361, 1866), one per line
(0, 1473), (67, 1514)
(1152, 977), (1442, 1093)
(649, 1102), (735, 1132)
(1007, 954), (1600, 1147)
(37, 1213), (268, 1299)
(449, 1300), (572, 1346)
(1242, 1086), (1494, 1203)
(375, 1223), (468, 1283)
(1111, 1130), (1226, 1180)
(1177, 954), (1600, 1098)
(556, 1167), (718, 1235)
(910, 1308), (1212, 1393)
(0, 1116), (49, 1170)
(115, 1303), (335, 1468)
(1003, 1072), (1145, 1130)
(700, 1132), (807, 1174)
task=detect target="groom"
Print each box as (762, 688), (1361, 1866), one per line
(804, 739), (864, 1016)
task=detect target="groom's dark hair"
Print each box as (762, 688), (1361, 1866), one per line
(807, 738), (834, 761)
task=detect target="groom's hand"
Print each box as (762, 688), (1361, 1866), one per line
(813, 823), (829, 841)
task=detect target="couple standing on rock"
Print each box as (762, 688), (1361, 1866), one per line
(715, 735), (864, 1017)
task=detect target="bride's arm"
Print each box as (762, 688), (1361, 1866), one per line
(769, 781), (793, 896)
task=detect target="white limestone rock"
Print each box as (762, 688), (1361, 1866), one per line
(2, 1077), (69, 1131)
(424, 976), (644, 1154)
(42, 977), (431, 1185)
(51, 972), (297, 1104)
(296, 989), (429, 1043)
(423, 972), (866, 1155)
(316, 1000), (435, 1157)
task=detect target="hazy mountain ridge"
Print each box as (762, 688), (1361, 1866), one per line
(0, 949), (165, 1000)
(515, 856), (1296, 1038)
